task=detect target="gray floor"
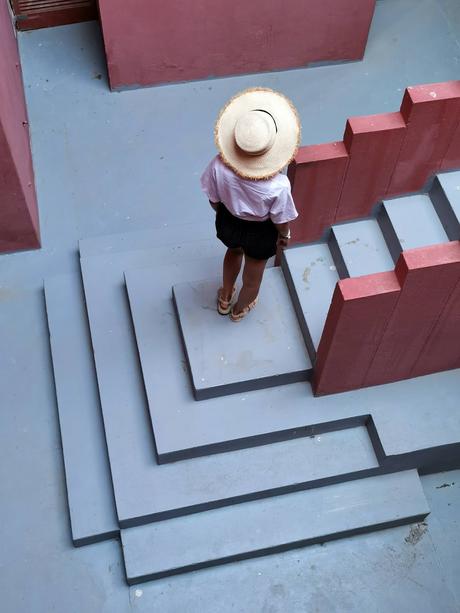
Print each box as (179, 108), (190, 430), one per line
(1, 0), (460, 610)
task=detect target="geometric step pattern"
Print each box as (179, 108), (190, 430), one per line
(281, 242), (339, 358)
(378, 194), (449, 262)
(329, 218), (395, 278)
(172, 268), (312, 400)
(121, 470), (430, 584)
(42, 221), (460, 585)
(44, 273), (118, 546)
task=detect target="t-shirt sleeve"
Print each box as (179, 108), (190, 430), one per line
(269, 183), (298, 224)
(200, 157), (220, 203)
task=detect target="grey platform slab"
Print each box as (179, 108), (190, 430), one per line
(44, 273), (118, 546)
(121, 470), (429, 584)
(431, 172), (460, 241)
(81, 241), (460, 476)
(281, 242), (339, 359)
(378, 194), (449, 262)
(329, 218), (395, 278)
(171, 269), (312, 400)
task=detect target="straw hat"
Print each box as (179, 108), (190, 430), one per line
(214, 87), (301, 180)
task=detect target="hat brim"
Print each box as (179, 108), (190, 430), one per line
(215, 87), (301, 180)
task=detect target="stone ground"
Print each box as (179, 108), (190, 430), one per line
(1, 0), (460, 610)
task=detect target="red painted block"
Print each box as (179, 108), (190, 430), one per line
(289, 142), (349, 245)
(412, 251), (460, 376)
(440, 114), (460, 170)
(387, 81), (460, 195)
(98, 0), (377, 89)
(364, 242), (460, 387)
(334, 112), (406, 223)
(313, 272), (400, 396)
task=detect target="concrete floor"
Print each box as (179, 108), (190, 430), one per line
(0, 0), (459, 610)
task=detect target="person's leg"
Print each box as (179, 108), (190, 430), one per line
(233, 255), (268, 314)
(221, 247), (244, 300)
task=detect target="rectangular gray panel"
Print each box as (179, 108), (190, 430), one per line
(44, 273), (118, 545)
(170, 269), (312, 399)
(121, 470), (429, 584)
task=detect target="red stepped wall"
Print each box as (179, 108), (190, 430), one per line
(0, 1), (40, 254)
(98, 0), (376, 90)
(289, 80), (460, 245)
(314, 242), (460, 396)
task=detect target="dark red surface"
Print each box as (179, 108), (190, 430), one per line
(412, 272), (460, 376)
(314, 242), (460, 395)
(290, 80), (460, 246)
(387, 82), (460, 195)
(289, 143), (349, 244)
(98, 0), (376, 89)
(364, 243), (460, 386)
(313, 273), (400, 395)
(14, 6), (97, 31)
(0, 1), (40, 254)
(335, 113), (406, 222)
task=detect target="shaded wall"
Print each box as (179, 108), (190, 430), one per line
(98, 0), (376, 89)
(0, 0), (39, 254)
(289, 81), (460, 245)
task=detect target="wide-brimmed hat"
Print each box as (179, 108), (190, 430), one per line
(214, 87), (301, 180)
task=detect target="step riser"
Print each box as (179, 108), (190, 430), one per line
(327, 229), (350, 278)
(430, 177), (460, 241)
(376, 203), (402, 263)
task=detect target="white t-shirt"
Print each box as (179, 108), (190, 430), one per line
(200, 155), (298, 224)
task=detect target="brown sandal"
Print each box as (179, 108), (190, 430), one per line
(229, 297), (258, 322)
(217, 286), (236, 315)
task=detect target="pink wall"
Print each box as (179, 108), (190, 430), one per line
(0, 0), (39, 254)
(314, 242), (460, 395)
(98, 0), (376, 89)
(290, 81), (460, 245)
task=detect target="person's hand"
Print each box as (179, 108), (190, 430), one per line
(277, 233), (290, 250)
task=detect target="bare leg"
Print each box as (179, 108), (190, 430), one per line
(222, 247), (244, 300)
(233, 256), (268, 314)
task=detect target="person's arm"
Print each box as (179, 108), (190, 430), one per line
(274, 222), (291, 249)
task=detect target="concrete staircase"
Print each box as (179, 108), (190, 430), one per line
(44, 171), (460, 583)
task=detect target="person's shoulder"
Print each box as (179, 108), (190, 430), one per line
(269, 171), (291, 192)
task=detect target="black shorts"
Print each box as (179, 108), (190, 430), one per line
(215, 203), (278, 260)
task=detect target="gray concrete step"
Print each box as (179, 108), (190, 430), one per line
(430, 172), (460, 241)
(378, 194), (450, 263)
(329, 218), (395, 278)
(121, 470), (429, 584)
(44, 273), (118, 546)
(171, 268), (312, 400)
(282, 242), (339, 360)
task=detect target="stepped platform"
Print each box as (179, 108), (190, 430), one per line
(171, 269), (312, 399)
(121, 470), (429, 584)
(42, 169), (460, 584)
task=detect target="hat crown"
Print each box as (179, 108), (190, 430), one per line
(234, 110), (276, 156)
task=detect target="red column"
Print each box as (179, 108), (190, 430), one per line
(289, 142), (349, 245)
(364, 243), (460, 386)
(387, 81), (460, 195)
(313, 272), (400, 395)
(335, 112), (406, 222)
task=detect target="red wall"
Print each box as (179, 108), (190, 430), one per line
(314, 242), (460, 395)
(290, 80), (460, 245)
(0, 0), (40, 254)
(98, 0), (376, 89)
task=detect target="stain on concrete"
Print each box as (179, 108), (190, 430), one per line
(404, 522), (428, 545)
(436, 482), (455, 489)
